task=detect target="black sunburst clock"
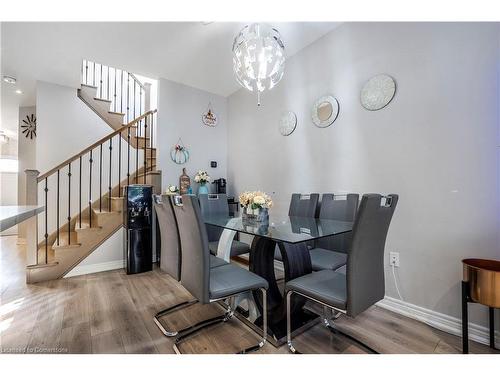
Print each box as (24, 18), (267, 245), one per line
(21, 114), (36, 139)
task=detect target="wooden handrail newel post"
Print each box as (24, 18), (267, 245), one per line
(25, 169), (40, 269)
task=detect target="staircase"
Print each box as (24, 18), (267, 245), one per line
(26, 60), (161, 283)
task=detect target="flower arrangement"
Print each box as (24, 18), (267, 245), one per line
(166, 184), (179, 194)
(194, 170), (210, 185)
(239, 191), (273, 222)
(239, 191), (273, 210)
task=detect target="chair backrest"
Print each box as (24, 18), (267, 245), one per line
(316, 193), (359, 252)
(288, 193), (319, 217)
(171, 195), (211, 303)
(199, 193), (229, 242)
(153, 194), (181, 281)
(346, 194), (398, 317)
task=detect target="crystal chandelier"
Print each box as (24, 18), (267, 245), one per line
(232, 23), (285, 106)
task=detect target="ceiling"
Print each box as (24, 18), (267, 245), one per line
(1, 22), (340, 105)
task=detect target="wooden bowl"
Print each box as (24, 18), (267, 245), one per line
(463, 258), (500, 308)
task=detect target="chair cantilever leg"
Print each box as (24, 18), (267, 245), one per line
(325, 325), (379, 354)
(153, 299), (198, 337)
(322, 305), (341, 328)
(236, 288), (268, 354)
(286, 289), (377, 354)
(173, 289), (268, 354)
(173, 303), (234, 354)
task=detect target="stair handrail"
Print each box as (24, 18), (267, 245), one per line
(129, 72), (145, 90)
(37, 109), (157, 182)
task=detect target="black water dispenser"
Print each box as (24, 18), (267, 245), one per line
(124, 185), (153, 274)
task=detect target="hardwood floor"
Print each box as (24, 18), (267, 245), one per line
(1, 236), (498, 354)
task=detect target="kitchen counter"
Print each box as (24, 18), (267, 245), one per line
(0, 205), (45, 232)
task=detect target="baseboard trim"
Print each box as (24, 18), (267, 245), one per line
(64, 259), (125, 278)
(377, 296), (499, 347)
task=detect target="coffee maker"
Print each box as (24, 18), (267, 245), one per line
(213, 178), (227, 194)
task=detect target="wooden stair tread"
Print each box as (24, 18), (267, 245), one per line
(93, 209), (121, 215)
(81, 83), (98, 90)
(136, 170), (161, 177)
(108, 111), (125, 117)
(75, 219), (102, 231)
(52, 231), (81, 249)
(27, 261), (59, 269)
(93, 97), (112, 103)
(108, 111), (125, 116)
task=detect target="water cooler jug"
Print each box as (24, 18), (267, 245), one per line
(124, 185), (153, 274)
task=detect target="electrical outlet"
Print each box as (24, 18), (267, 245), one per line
(389, 252), (400, 267)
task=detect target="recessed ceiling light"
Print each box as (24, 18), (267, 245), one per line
(3, 75), (17, 84)
(15, 89), (23, 94)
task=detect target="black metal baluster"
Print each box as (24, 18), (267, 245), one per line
(127, 73), (130, 122)
(118, 130), (122, 197)
(44, 178), (48, 264)
(108, 138), (112, 212)
(150, 113), (154, 163)
(107, 66), (110, 101)
(149, 113), (155, 152)
(133, 81), (136, 119)
(99, 144), (103, 212)
(68, 163), (71, 245)
(136, 126), (139, 183)
(79, 156), (82, 228)
(100, 64), (103, 98)
(114, 68), (117, 113)
(144, 116), (147, 184)
(56, 169), (60, 245)
(89, 150), (93, 227)
(127, 127), (131, 186)
(120, 70), (123, 114)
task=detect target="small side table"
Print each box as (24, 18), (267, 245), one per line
(462, 258), (500, 353)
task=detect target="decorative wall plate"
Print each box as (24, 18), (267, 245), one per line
(21, 114), (37, 139)
(279, 111), (297, 136)
(202, 103), (218, 127)
(170, 138), (190, 164)
(311, 95), (339, 128)
(360, 74), (396, 111)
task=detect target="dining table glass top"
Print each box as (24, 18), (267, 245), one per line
(203, 214), (353, 244)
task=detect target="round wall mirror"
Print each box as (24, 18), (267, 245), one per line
(312, 95), (339, 128)
(360, 74), (396, 111)
(279, 111), (297, 136)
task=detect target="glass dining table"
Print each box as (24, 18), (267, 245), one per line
(203, 214), (353, 346)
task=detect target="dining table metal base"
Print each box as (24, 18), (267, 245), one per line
(243, 236), (320, 346)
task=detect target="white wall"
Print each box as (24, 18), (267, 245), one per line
(157, 78), (227, 194)
(36, 81), (112, 174)
(17, 106), (37, 239)
(65, 228), (124, 277)
(17, 106), (37, 205)
(227, 23), (500, 329)
(0, 94), (19, 236)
